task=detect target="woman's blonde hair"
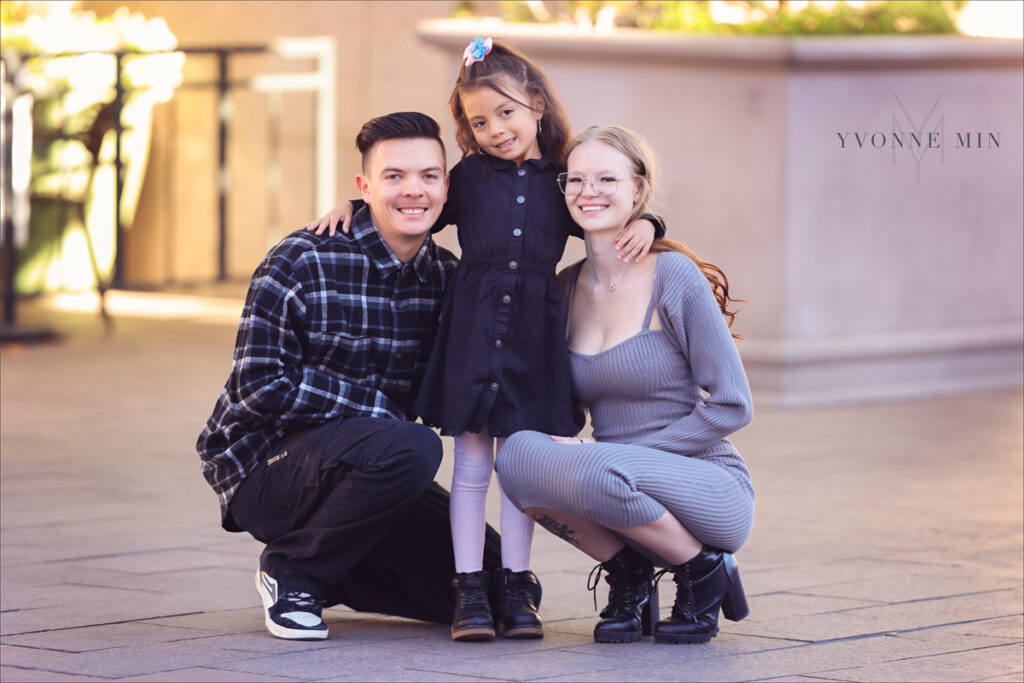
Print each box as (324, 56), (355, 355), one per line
(567, 125), (746, 338)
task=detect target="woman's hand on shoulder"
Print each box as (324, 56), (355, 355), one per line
(302, 202), (354, 236)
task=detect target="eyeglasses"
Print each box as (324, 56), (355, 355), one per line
(556, 172), (644, 197)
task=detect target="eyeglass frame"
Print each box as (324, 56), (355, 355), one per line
(556, 172), (646, 197)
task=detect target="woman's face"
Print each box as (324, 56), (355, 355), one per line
(564, 140), (642, 234)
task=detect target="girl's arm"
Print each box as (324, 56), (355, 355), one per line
(562, 209), (667, 262)
(631, 255), (752, 455)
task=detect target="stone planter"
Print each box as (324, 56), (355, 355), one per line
(419, 19), (1023, 406)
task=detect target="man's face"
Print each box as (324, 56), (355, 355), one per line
(356, 138), (447, 257)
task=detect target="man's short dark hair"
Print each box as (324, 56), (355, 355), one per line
(356, 112), (445, 172)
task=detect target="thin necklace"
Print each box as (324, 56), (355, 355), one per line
(599, 261), (632, 292)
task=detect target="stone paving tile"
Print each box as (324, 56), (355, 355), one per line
(381, 628), (593, 659)
(0, 604), (204, 639)
(314, 668), (498, 681)
(727, 588), (1023, 642)
(941, 615), (1024, 640)
(980, 674), (1024, 683)
(118, 666), (306, 681)
(0, 664), (109, 682)
(3, 621), (209, 654)
(544, 616), (800, 653)
(792, 568), (1021, 604)
(3, 581), (167, 613)
(887, 628), (1020, 651)
(0, 640), (273, 679)
(740, 593), (883, 618)
(824, 642), (1024, 682)
(219, 641), (624, 681)
(539, 636), (902, 682)
(47, 548), (255, 575)
(145, 608), (275, 636)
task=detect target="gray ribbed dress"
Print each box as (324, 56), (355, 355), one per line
(495, 252), (755, 556)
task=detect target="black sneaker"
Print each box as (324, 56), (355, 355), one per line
(255, 570), (328, 640)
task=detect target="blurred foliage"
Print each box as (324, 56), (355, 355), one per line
(2, 1), (183, 293)
(457, 1), (965, 35)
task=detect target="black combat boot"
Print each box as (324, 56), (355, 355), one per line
(590, 546), (655, 643)
(654, 548), (749, 644)
(451, 571), (495, 641)
(496, 568), (544, 638)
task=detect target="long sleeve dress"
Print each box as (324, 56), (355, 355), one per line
(414, 153), (582, 438)
(495, 252), (755, 556)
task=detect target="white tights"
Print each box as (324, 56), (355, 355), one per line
(451, 430), (534, 573)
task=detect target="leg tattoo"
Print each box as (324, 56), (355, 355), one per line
(532, 513), (582, 548)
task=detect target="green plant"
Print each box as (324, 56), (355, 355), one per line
(476, 1), (965, 35)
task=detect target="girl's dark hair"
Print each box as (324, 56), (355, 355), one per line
(356, 111), (444, 170)
(448, 40), (571, 164)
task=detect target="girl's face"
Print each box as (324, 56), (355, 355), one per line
(461, 76), (543, 165)
(564, 140), (643, 234)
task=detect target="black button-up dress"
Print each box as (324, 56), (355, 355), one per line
(414, 153), (583, 438)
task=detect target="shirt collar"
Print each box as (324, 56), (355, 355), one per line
(350, 205), (436, 283)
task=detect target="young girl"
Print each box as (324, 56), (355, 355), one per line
(305, 38), (663, 641)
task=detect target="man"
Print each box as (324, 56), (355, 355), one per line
(197, 112), (498, 640)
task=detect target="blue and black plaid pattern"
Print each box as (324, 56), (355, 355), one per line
(197, 207), (457, 526)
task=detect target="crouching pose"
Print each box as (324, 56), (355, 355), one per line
(496, 125), (755, 644)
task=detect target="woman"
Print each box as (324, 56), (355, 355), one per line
(495, 125), (755, 645)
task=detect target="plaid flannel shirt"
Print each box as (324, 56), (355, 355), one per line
(197, 207), (457, 529)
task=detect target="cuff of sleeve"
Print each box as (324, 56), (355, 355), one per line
(640, 213), (667, 240)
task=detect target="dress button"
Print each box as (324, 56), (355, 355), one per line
(490, 382), (499, 391)
(501, 294), (511, 304)
(509, 261), (518, 270)
(517, 168), (526, 176)
(516, 195), (525, 204)
(495, 339), (503, 349)
(512, 228), (522, 237)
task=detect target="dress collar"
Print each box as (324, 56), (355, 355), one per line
(478, 152), (560, 172)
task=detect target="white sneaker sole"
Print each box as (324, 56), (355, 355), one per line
(255, 571), (328, 640)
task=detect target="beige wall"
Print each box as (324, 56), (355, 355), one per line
(419, 21), (1023, 405)
(82, 0), (457, 284)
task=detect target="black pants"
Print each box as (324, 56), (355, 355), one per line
(229, 417), (502, 624)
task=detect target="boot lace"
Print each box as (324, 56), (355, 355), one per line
(505, 585), (535, 605)
(587, 563), (606, 611)
(589, 561), (649, 614)
(457, 588), (490, 608)
(654, 564), (695, 621)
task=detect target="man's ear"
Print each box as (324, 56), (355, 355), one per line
(355, 174), (371, 203)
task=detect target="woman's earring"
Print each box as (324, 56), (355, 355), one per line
(537, 118), (542, 135)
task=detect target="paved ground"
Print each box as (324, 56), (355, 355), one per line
(1, 288), (1022, 682)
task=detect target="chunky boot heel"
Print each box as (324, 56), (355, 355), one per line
(590, 546), (654, 643)
(497, 569), (544, 639)
(654, 548), (749, 645)
(640, 601), (652, 636)
(720, 554), (749, 622)
(451, 571), (495, 641)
